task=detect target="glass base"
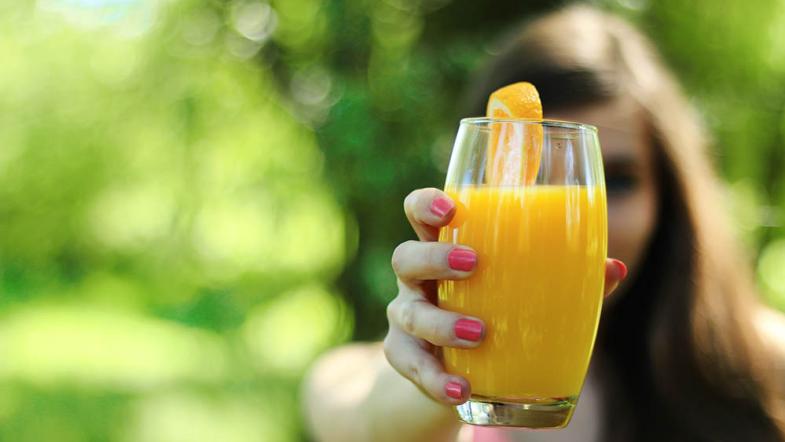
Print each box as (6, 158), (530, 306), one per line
(455, 395), (577, 428)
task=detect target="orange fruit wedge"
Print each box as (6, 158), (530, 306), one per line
(485, 82), (543, 186)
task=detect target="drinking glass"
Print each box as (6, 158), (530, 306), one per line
(438, 118), (607, 428)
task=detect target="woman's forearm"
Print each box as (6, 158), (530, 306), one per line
(302, 342), (462, 442)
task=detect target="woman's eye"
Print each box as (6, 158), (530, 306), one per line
(605, 173), (639, 195)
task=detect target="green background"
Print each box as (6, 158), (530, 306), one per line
(1, 0), (784, 440)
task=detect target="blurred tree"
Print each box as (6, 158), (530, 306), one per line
(0, 0), (350, 440)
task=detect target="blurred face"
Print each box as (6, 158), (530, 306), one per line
(549, 96), (659, 295)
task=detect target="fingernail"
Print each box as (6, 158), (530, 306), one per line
(430, 197), (454, 218)
(454, 318), (483, 342)
(445, 381), (463, 399)
(448, 249), (477, 271)
(611, 259), (628, 280)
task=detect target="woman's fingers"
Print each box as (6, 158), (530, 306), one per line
(391, 241), (477, 282)
(393, 240), (622, 299)
(383, 328), (470, 404)
(604, 258), (628, 297)
(404, 188), (456, 241)
(387, 295), (485, 348)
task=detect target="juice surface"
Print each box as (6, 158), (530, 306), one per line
(438, 185), (607, 400)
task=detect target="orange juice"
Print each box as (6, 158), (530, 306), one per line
(438, 185), (607, 401)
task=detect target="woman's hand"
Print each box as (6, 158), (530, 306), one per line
(384, 188), (628, 405)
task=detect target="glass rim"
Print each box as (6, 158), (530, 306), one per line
(460, 117), (598, 133)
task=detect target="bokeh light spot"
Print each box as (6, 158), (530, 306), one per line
(243, 285), (352, 374)
(0, 305), (229, 389)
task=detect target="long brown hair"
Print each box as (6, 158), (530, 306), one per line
(467, 5), (785, 441)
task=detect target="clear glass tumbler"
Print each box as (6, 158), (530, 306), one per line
(438, 118), (607, 428)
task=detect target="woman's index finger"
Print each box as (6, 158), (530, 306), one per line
(403, 188), (456, 242)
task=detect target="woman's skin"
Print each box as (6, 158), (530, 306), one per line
(302, 97), (661, 442)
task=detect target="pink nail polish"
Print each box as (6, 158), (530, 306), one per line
(612, 259), (628, 280)
(445, 381), (463, 399)
(448, 249), (477, 271)
(430, 197), (454, 218)
(455, 318), (483, 342)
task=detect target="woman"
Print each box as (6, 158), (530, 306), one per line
(303, 5), (785, 441)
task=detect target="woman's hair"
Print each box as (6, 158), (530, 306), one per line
(467, 5), (785, 441)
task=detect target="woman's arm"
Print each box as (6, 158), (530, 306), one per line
(754, 306), (785, 431)
(755, 306), (785, 377)
(302, 188), (627, 442)
(302, 342), (461, 442)
(755, 306), (785, 372)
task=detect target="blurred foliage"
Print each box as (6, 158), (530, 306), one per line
(1, 0), (784, 440)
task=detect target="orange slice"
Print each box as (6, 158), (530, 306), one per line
(485, 82), (543, 186)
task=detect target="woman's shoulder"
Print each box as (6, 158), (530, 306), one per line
(754, 305), (785, 368)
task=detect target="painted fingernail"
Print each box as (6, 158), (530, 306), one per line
(430, 197), (454, 218)
(611, 259), (628, 280)
(445, 381), (463, 399)
(448, 249), (477, 271)
(455, 318), (483, 342)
